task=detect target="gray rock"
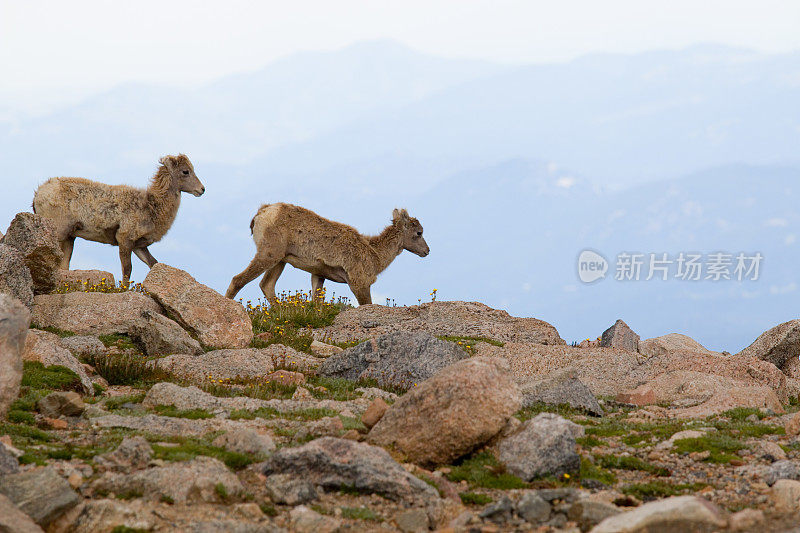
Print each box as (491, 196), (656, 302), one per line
(265, 473), (318, 505)
(92, 456), (243, 504)
(591, 495), (726, 533)
(37, 391), (85, 418)
(496, 413), (582, 481)
(59, 335), (106, 358)
(189, 521), (278, 533)
(1, 213), (62, 294)
(0, 244), (34, 308)
(318, 331), (468, 390)
(0, 493), (43, 533)
(0, 467), (81, 526)
(738, 319), (800, 372)
(94, 436), (153, 472)
(130, 310), (203, 356)
(567, 500), (621, 531)
(600, 319), (639, 353)
(289, 505), (342, 533)
(394, 508), (429, 532)
(0, 293), (29, 419)
(479, 496), (514, 523)
(262, 437), (439, 505)
(92, 413), (212, 437)
(764, 460), (800, 486)
(519, 368), (603, 416)
(212, 428), (276, 457)
(0, 443), (19, 474)
(143, 382), (218, 410)
(516, 491), (550, 524)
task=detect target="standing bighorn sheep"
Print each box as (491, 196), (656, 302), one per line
(225, 203), (429, 305)
(32, 154), (205, 285)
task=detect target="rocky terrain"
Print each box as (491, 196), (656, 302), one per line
(2, 212), (800, 533)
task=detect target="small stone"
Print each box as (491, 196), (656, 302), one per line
(729, 508), (765, 531)
(67, 472), (83, 489)
(599, 319), (639, 353)
(94, 436), (153, 472)
(341, 429), (361, 441)
(394, 508), (430, 532)
(289, 505), (342, 533)
(496, 413), (582, 480)
(212, 428), (276, 456)
(40, 417), (68, 430)
(37, 391), (85, 418)
(756, 441), (787, 462)
(785, 411), (800, 436)
(0, 467), (81, 526)
(0, 443), (19, 474)
(567, 500), (621, 530)
(479, 496), (513, 523)
(361, 397), (389, 429)
(310, 340), (343, 358)
(292, 386), (314, 401)
(772, 479), (800, 512)
(764, 460), (800, 486)
(266, 369), (306, 386)
(265, 473), (318, 505)
(615, 389), (656, 406)
(515, 491), (550, 523)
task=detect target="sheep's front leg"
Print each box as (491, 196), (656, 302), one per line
(59, 238), (75, 269)
(349, 284), (372, 306)
(118, 243), (134, 287)
(311, 274), (325, 301)
(133, 247), (158, 268)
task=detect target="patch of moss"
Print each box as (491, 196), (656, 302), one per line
(459, 492), (493, 505)
(7, 410), (35, 425)
(230, 406), (338, 422)
(98, 333), (141, 352)
(579, 457), (617, 485)
(104, 393), (146, 411)
(31, 325), (76, 337)
(672, 434), (746, 464)
(0, 422), (53, 443)
(622, 481), (709, 502)
(576, 436), (606, 448)
(20, 361), (82, 391)
(340, 506), (381, 521)
(150, 438), (253, 470)
(446, 451), (528, 490)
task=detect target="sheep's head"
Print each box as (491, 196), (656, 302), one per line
(393, 208), (429, 257)
(159, 154), (205, 197)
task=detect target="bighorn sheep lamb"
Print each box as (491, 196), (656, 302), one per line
(32, 154), (205, 285)
(225, 203), (430, 305)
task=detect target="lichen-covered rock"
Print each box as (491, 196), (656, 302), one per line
(368, 357), (521, 466)
(129, 309), (202, 356)
(0, 294), (29, 419)
(314, 300), (564, 345)
(142, 264), (252, 349)
(318, 331), (468, 389)
(0, 467), (81, 526)
(94, 436), (153, 472)
(56, 269), (115, 289)
(2, 213), (62, 294)
(600, 319), (639, 353)
(212, 428), (276, 456)
(519, 367), (603, 416)
(31, 291), (163, 336)
(639, 333), (716, 359)
(37, 391), (85, 418)
(0, 244), (33, 308)
(262, 437), (438, 505)
(92, 456), (243, 504)
(495, 413), (583, 480)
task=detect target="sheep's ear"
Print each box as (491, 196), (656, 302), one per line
(392, 208), (409, 224)
(159, 156), (175, 169)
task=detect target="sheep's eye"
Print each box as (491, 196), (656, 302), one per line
(416, 231), (422, 237)
(182, 170), (189, 175)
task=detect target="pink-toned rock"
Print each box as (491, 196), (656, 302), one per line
(786, 412), (800, 437)
(31, 291), (162, 336)
(314, 301), (564, 346)
(738, 319), (800, 374)
(639, 333), (715, 359)
(57, 270), (116, 289)
(368, 357), (521, 466)
(2, 213), (62, 294)
(23, 330), (93, 393)
(615, 389), (657, 406)
(266, 370), (306, 386)
(142, 264), (252, 349)
(361, 397), (389, 429)
(0, 294), (29, 419)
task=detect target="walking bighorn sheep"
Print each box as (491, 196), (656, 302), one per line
(32, 154), (205, 285)
(225, 203), (430, 305)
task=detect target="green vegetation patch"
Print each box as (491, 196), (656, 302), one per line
(516, 402), (587, 422)
(228, 406), (338, 422)
(83, 352), (174, 386)
(672, 434), (746, 464)
(104, 393), (146, 411)
(340, 507), (381, 521)
(20, 361), (82, 391)
(579, 457), (617, 486)
(98, 333), (141, 352)
(622, 481), (709, 502)
(446, 451), (528, 490)
(459, 492), (493, 505)
(152, 405), (214, 420)
(31, 325), (76, 338)
(150, 437), (253, 470)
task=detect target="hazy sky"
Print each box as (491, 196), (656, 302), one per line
(2, 0), (799, 111)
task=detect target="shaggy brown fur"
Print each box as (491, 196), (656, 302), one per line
(32, 154), (205, 285)
(226, 203), (429, 305)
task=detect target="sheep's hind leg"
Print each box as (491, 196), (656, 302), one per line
(225, 250), (280, 300)
(133, 247), (158, 268)
(118, 244), (134, 287)
(259, 262), (286, 303)
(59, 237), (75, 269)
(311, 274), (325, 302)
